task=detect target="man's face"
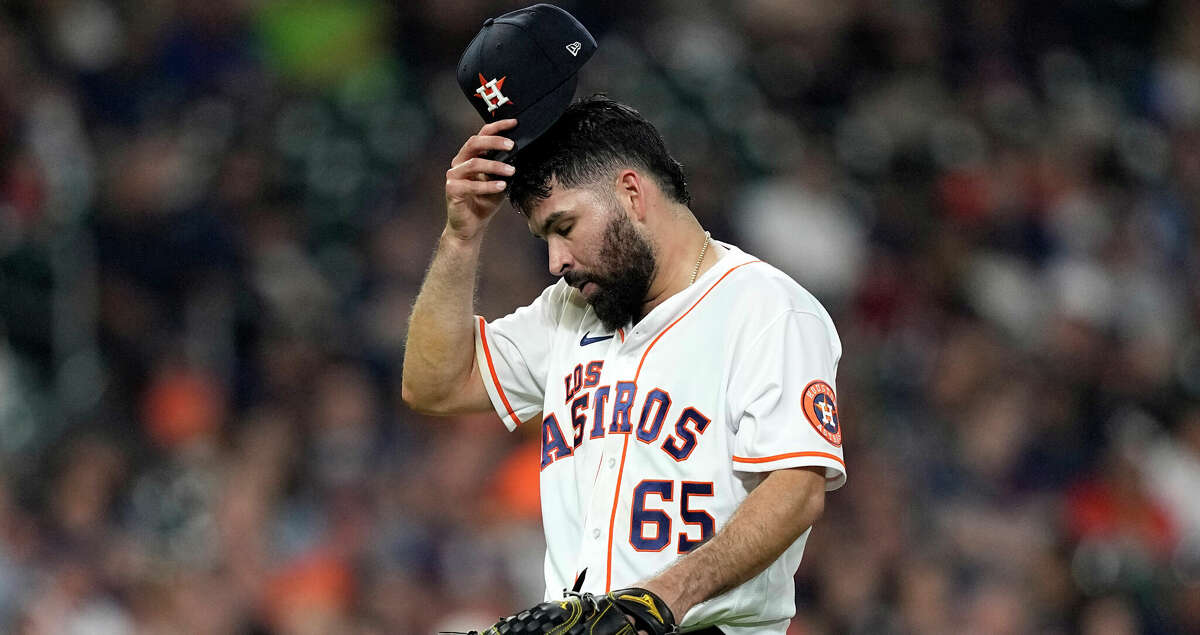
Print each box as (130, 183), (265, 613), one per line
(527, 183), (657, 331)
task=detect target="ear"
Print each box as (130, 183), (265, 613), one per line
(614, 169), (646, 223)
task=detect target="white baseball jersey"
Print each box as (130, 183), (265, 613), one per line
(473, 242), (846, 634)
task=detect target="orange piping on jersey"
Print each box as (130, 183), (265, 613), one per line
(604, 432), (633, 590)
(604, 259), (764, 592)
(477, 316), (524, 429)
(732, 451), (846, 471)
(617, 328), (625, 342)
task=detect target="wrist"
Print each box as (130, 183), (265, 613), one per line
(638, 579), (690, 622)
(440, 226), (485, 249)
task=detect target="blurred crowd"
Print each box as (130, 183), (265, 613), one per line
(1, 0), (1200, 633)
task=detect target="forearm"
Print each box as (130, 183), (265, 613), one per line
(642, 467), (826, 618)
(401, 231), (483, 409)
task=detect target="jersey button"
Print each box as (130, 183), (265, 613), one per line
(592, 529), (601, 539)
(608, 458), (616, 468)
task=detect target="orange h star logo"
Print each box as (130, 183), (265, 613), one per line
(474, 73), (512, 115)
(818, 399), (836, 427)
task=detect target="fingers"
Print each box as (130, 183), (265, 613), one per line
(446, 176), (508, 198)
(452, 135), (515, 167)
(451, 119), (517, 166)
(447, 156), (515, 182)
(479, 118), (518, 136)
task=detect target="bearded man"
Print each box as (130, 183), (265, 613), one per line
(402, 97), (846, 634)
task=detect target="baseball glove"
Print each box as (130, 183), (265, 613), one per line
(466, 587), (678, 635)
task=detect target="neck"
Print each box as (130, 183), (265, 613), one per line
(638, 215), (720, 319)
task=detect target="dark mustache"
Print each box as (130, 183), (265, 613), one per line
(563, 272), (597, 288)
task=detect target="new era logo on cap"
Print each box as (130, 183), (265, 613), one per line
(457, 4), (596, 161)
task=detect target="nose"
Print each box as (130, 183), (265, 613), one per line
(547, 238), (573, 277)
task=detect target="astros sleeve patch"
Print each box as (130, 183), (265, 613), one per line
(729, 309), (847, 490)
(801, 380), (841, 447)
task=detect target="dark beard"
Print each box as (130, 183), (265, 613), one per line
(564, 212), (656, 332)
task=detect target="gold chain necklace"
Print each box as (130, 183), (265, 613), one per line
(688, 231), (712, 285)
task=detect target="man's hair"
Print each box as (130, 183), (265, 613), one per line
(508, 95), (691, 215)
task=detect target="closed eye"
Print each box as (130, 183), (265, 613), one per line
(556, 225), (572, 237)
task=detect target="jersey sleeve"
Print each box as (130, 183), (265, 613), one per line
(474, 283), (562, 430)
(728, 309), (847, 490)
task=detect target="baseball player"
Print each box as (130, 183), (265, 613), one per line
(403, 7), (845, 635)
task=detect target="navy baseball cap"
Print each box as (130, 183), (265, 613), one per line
(457, 4), (597, 162)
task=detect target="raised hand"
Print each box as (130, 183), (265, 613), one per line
(444, 118), (518, 242)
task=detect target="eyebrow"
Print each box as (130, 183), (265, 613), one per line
(531, 210), (566, 239)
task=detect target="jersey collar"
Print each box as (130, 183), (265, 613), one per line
(619, 241), (756, 343)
